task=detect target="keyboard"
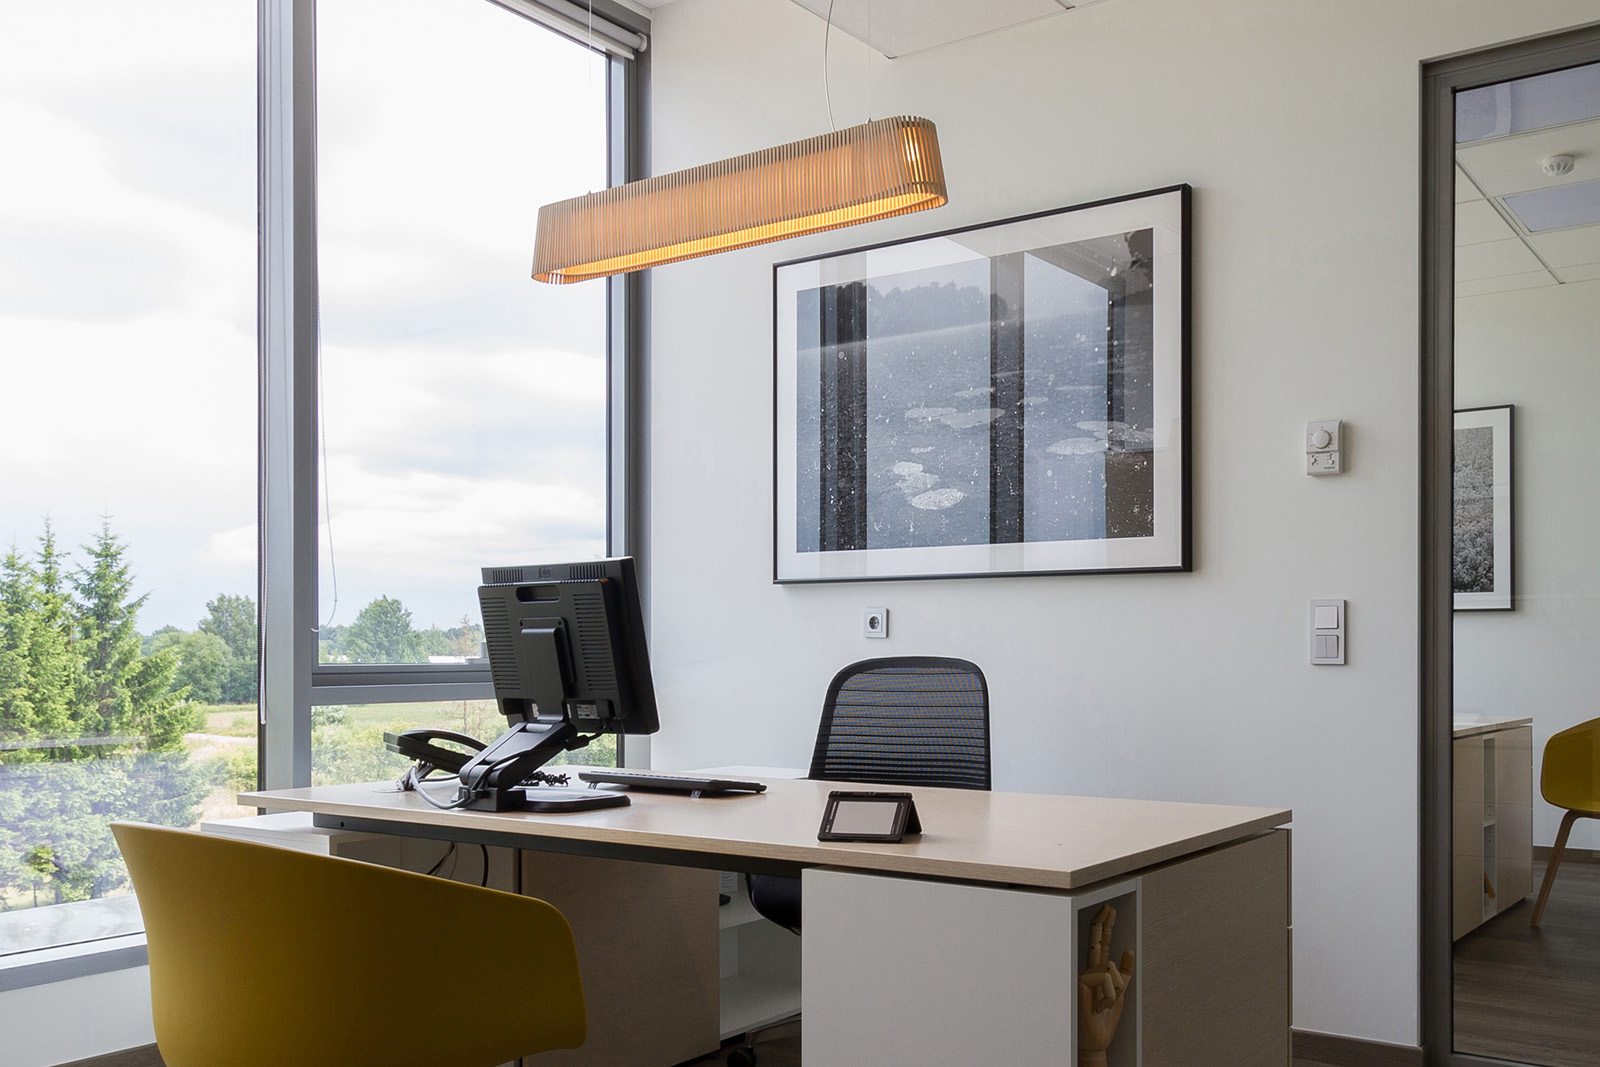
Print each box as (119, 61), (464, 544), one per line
(577, 770), (767, 797)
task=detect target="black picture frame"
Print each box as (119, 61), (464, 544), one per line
(1453, 404), (1514, 611)
(773, 185), (1191, 583)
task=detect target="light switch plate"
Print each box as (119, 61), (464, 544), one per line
(1310, 598), (1346, 665)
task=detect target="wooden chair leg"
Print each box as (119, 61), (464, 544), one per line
(1530, 809), (1580, 928)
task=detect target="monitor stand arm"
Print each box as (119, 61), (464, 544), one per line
(456, 720), (593, 811)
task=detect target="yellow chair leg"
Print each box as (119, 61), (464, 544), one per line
(1530, 809), (1580, 928)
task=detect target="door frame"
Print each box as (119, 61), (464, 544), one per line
(1420, 22), (1600, 1067)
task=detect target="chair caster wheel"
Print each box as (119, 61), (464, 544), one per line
(728, 1049), (755, 1067)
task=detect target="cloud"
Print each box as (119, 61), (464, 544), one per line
(0, 0), (612, 633)
(0, 219), (188, 321)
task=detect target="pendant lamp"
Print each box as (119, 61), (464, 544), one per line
(532, 114), (946, 284)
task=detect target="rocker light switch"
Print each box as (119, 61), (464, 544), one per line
(1310, 599), (1346, 665)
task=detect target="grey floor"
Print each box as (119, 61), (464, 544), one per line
(679, 1020), (1361, 1067)
(1453, 852), (1600, 1067)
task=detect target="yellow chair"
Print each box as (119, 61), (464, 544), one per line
(113, 821), (586, 1067)
(1530, 717), (1600, 927)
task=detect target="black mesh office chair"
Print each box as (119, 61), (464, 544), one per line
(734, 658), (990, 1064)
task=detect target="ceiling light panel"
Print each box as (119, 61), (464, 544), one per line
(1504, 179), (1600, 233)
(787, 0), (1076, 58)
(1457, 60), (1600, 144)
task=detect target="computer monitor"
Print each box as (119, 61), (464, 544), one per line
(454, 556), (658, 810)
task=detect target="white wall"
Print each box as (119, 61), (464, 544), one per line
(3, 967), (155, 1067)
(643, 0), (1600, 1047)
(1456, 279), (1600, 852)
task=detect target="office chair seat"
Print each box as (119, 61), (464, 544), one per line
(113, 821), (587, 1067)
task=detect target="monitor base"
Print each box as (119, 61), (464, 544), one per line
(464, 786), (630, 813)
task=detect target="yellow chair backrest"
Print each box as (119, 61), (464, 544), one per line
(1540, 717), (1600, 815)
(113, 821), (586, 1067)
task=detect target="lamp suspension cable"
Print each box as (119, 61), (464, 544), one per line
(528, 0), (947, 284)
(824, 0), (837, 131)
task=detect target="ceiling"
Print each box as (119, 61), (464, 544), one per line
(625, 2), (1596, 294)
(1455, 64), (1600, 299)
(629, 0), (1110, 57)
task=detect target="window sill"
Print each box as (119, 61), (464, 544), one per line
(0, 896), (149, 993)
(0, 932), (148, 992)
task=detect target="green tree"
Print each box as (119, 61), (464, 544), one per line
(413, 626), (452, 659)
(0, 531), (77, 750)
(69, 521), (144, 740)
(67, 521), (198, 751)
(199, 593), (257, 703)
(166, 631), (230, 706)
(344, 596), (417, 664)
(142, 625), (182, 657)
(317, 623), (348, 663)
(0, 519), (211, 909)
(0, 549), (39, 744)
(448, 616), (484, 658)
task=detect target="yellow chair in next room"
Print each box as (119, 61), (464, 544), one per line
(1530, 717), (1600, 927)
(112, 821), (587, 1067)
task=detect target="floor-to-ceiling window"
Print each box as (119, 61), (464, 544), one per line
(303, 0), (622, 783)
(0, 0), (643, 969)
(0, 0), (257, 953)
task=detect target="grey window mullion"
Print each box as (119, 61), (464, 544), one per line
(259, 0), (317, 790)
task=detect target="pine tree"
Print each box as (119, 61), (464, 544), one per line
(70, 521), (144, 741)
(66, 520), (198, 750)
(0, 547), (36, 744)
(0, 527), (78, 751)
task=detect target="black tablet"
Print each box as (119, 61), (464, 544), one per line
(817, 790), (922, 842)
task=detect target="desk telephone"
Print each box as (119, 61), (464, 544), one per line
(384, 728), (485, 775)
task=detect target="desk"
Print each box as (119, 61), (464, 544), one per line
(243, 775), (1291, 1067)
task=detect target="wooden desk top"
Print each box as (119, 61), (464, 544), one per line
(1452, 715), (1534, 739)
(242, 774), (1289, 891)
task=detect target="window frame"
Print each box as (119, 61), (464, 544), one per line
(258, 0), (648, 789)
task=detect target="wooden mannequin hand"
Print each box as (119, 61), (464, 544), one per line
(1077, 903), (1136, 1067)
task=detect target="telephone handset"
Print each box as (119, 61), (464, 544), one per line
(382, 729), (487, 775)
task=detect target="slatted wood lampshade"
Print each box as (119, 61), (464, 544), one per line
(532, 115), (946, 284)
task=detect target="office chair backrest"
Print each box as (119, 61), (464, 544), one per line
(1541, 716), (1600, 814)
(113, 821), (586, 1067)
(809, 656), (990, 790)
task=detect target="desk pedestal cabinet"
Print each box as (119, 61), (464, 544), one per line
(1452, 719), (1533, 940)
(805, 830), (1289, 1067)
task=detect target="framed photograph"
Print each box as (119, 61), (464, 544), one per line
(1453, 405), (1513, 611)
(774, 185), (1190, 582)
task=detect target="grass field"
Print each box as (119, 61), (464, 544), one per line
(197, 700), (505, 736)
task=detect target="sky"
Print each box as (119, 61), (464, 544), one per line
(0, 0), (610, 641)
